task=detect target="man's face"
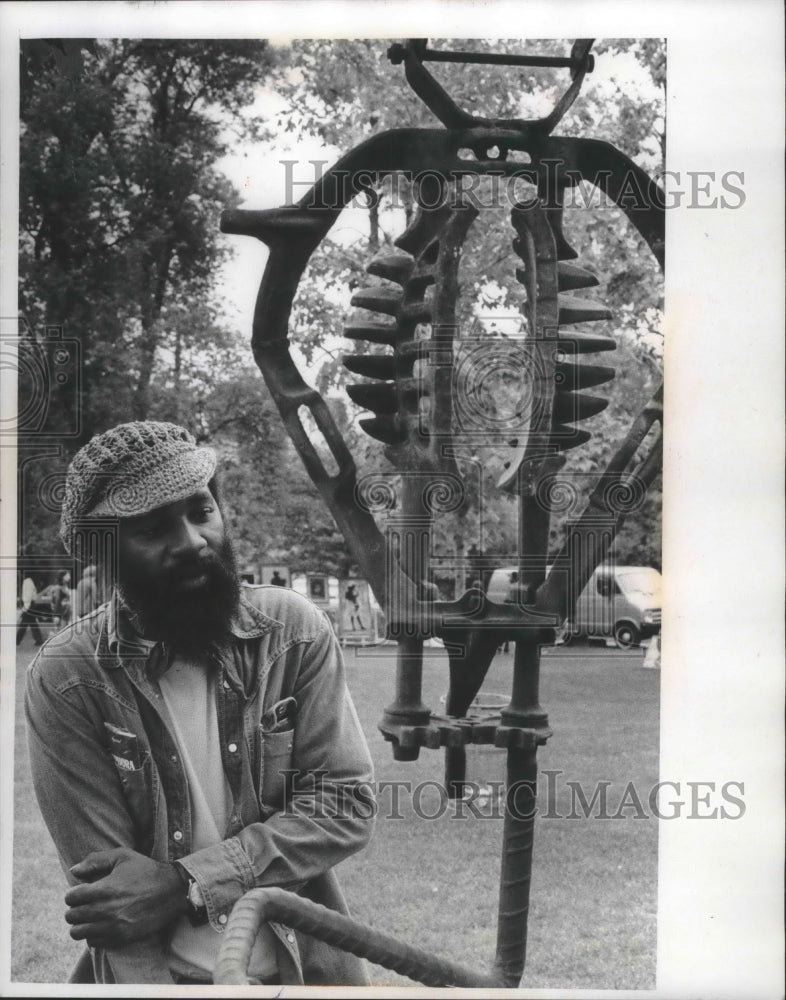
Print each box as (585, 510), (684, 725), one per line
(116, 487), (240, 652)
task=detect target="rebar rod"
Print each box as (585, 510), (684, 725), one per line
(214, 886), (504, 988)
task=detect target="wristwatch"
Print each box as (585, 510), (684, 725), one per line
(173, 862), (209, 927)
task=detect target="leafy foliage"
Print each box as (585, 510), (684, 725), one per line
(17, 39), (316, 571)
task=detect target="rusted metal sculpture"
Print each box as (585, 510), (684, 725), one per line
(217, 38), (664, 987)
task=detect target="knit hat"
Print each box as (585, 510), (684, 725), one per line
(59, 421), (217, 554)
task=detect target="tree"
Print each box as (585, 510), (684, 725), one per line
(17, 38), (287, 564)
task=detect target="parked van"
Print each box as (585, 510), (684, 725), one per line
(486, 564), (662, 649)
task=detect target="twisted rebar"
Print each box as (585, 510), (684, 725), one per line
(214, 885), (505, 988)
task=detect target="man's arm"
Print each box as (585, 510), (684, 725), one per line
(177, 613), (376, 930)
(24, 653), (178, 983)
(26, 613), (374, 950)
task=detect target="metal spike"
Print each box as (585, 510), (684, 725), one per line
(554, 332), (617, 354)
(343, 320), (398, 346)
(554, 361), (615, 391)
(343, 354), (397, 380)
(407, 266), (436, 294)
(395, 204), (452, 254)
(558, 295), (613, 325)
(553, 392), (608, 423)
(346, 382), (398, 414)
(358, 415), (406, 444)
(219, 206), (324, 245)
(351, 286), (403, 316)
(515, 262), (600, 293)
(367, 253), (414, 286)
(551, 425), (593, 450)
(557, 261), (600, 290)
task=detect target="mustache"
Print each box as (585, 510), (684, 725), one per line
(165, 553), (221, 584)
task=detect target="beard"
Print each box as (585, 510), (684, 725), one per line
(118, 535), (241, 657)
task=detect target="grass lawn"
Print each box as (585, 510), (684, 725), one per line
(11, 634), (659, 989)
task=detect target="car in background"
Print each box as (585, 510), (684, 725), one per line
(486, 564), (662, 649)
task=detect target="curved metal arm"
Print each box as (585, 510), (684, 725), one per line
(214, 886), (505, 988)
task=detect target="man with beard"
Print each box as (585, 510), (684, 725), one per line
(25, 421), (374, 986)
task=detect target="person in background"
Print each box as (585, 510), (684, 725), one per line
(50, 569), (72, 627)
(72, 563), (100, 620)
(17, 574), (44, 646)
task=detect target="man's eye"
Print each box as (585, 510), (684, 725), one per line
(193, 506), (214, 521)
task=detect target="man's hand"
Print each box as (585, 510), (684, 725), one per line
(64, 847), (187, 947)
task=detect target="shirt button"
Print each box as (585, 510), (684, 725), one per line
(218, 914), (228, 925)
(222, 680), (230, 690)
(173, 830), (183, 842)
(286, 933), (295, 943)
(228, 743), (238, 753)
(170, 754), (177, 762)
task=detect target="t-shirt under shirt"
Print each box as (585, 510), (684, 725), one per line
(158, 652), (278, 981)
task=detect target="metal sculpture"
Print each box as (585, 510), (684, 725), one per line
(217, 38), (664, 987)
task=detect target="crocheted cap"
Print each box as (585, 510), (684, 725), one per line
(59, 421), (217, 554)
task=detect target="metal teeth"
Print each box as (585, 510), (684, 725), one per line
(551, 425), (593, 450)
(394, 205), (452, 254)
(347, 379), (424, 415)
(557, 295), (613, 325)
(557, 261), (600, 291)
(343, 320), (398, 346)
(554, 332), (616, 354)
(346, 382), (398, 413)
(350, 286), (403, 316)
(358, 415), (406, 444)
(553, 391), (609, 423)
(406, 267), (436, 295)
(343, 354), (397, 380)
(554, 361), (615, 391)
(366, 252), (434, 294)
(349, 287), (432, 325)
(366, 253), (414, 286)
(515, 263), (600, 293)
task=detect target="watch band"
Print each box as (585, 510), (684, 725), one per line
(173, 861), (209, 927)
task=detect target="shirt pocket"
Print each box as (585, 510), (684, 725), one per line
(256, 726), (295, 811)
(103, 722), (155, 850)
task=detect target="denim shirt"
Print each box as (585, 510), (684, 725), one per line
(25, 584), (374, 985)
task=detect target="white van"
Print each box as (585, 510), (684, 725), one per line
(486, 564), (662, 649)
